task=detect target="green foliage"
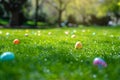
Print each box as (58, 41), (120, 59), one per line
(1, 0), (119, 25)
(0, 19), (8, 25)
(0, 26), (120, 80)
(97, 0), (120, 16)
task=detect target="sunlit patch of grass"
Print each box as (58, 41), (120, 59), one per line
(0, 26), (120, 80)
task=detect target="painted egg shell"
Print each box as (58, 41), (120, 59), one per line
(0, 52), (15, 61)
(71, 35), (76, 38)
(6, 32), (10, 36)
(75, 41), (82, 49)
(25, 33), (29, 37)
(48, 32), (52, 35)
(65, 31), (69, 35)
(13, 39), (20, 44)
(93, 57), (107, 67)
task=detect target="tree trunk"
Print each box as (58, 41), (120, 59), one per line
(2, 1), (26, 28)
(58, 10), (62, 27)
(9, 11), (25, 27)
(34, 0), (39, 28)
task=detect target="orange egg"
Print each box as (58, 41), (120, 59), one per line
(13, 39), (20, 44)
(75, 41), (82, 49)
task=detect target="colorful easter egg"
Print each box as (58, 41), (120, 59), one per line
(6, 32), (10, 36)
(13, 39), (20, 44)
(71, 35), (76, 38)
(93, 57), (107, 68)
(0, 52), (15, 61)
(48, 32), (52, 35)
(65, 31), (69, 35)
(25, 33), (29, 37)
(75, 41), (82, 49)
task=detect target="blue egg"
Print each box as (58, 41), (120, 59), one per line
(0, 52), (15, 61)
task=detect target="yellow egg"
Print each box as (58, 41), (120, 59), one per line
(71, 35), (76, 38)
(65, 31), (69, 35)
(25, 33), (29, 37)
(75, 41), (82, 49)
(48, 32), (52, 35)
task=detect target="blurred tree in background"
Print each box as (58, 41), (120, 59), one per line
(0, 0), (120, 28)
(98, 0), (120, 25)
(46, 0), (72, 27)
(0, 4), (4, 17)
(0, 0), (27, 28)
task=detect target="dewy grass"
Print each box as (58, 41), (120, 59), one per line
(0, 26), (120, 80)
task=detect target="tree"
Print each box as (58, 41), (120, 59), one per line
(0, 0), (27, 28)
(35, 0), (47, 27)
(71, 0), (101, 24)
(23, 0), (47, 28)
(46, 0), (72, 27)
(0, 4), (4, 17)
(35, 0), (39, 27)
(97, 0), (120, 24)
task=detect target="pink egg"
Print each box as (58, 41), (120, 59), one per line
(93, 57), (107, 67)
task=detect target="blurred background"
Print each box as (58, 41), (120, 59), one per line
(0, 0), (120, 28)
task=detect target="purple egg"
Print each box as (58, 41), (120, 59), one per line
(93, 57), (107, 67)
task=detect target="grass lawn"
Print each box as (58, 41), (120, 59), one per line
(0, 26), (120, 80)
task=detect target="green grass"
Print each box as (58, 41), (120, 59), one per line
(0, 19), (48, 28)
(0, 26), (120, 80)
(0, 19), (9, 25)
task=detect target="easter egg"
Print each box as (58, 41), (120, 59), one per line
(93, 57), (107, 68)
(75, 41), (82, 49)
(25, 33), (29, 37)
(13, 39), (20, 44)
(48, 32), (52, 35)
(71, 35), (76, 38)
(65, 31), (69, 35)
(0, 52), (15, 61)
(6, 32), (10, 36)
